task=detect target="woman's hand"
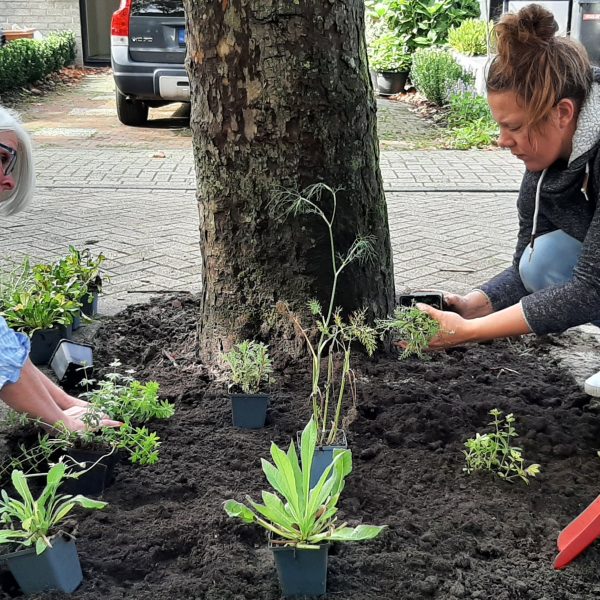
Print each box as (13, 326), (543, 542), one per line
(62, 405), (122, 431)
(415, 303), (478, 349)
(443, 290), (493, 319)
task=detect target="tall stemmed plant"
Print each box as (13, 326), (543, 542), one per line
(271, 184), (377, 445)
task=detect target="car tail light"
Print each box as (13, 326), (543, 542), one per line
(111, 0), (131, 46)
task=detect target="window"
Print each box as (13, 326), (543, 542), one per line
(131, 0), (184, 16)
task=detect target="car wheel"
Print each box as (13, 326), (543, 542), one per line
(115, 90), (149, 126)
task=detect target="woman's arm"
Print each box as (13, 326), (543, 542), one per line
(417, 301), (532, 349)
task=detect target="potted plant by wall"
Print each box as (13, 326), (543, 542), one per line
(368, 31), (412, 95)
(0, 463), (107, 594)
(272, 184), (377, 485)
(224, 418), (385, 597)
(222, 340), (272, 429)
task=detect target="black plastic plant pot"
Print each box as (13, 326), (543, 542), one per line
(29, 325), (70, 366)
(270, 540), (329, 598)
(3, 535), (83, 594)
(71, 311), (82, 331)
(49, 340), (93, 389)
(230, 393), (269, 429)
(60, 449), (118, 497)
(298, 430), (349, 489)
(375, 71), (408, 96)
(81, 289), (99, 318)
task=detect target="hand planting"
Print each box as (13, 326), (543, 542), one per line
(224, 418), (385, 548)
(463, 409), (541, 484)
(377, 305), (440, 358)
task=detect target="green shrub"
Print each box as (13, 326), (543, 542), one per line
(0, 31), (76, 94)
(448, 18), (495, 56)
(446, 83), (499, 148)
(368, 32), (412, 72)
(411, 47), (466, 105)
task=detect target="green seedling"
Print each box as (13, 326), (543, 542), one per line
(224, 418), (386, 548)
(271, 183), (377, 446)
(463, 409), (541, 484)
(376, 305), (440, 358)
(0, 463), (106, 555)
(222, 340), (272, 394)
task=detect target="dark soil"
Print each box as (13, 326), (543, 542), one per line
(2, 294), (600, 599)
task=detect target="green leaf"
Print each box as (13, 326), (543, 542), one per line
(327, 524), (386, 542)
(269, 443), (300, 518)
(300, 419), (317, 493)
(224, 499), (256, 524)
(35, 537), (49, 555)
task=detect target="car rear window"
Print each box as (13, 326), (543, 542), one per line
(131, 0), (184, 16)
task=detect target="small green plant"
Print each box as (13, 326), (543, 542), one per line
(224, 418), (386, 548)
(81, 371), (171, 424)
(0, 463), (106, 555)
(377, 305), (440, 358)
(448, 19), (495, 56)
(463, 409), (541, 484)
(222, 340), (272, 394)
(368, 32), (411, 72)
(445, 84), (498, 149)
(411, 47), (467, 106)
(271, 184), (377, 445)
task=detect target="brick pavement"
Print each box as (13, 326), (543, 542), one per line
(0, 71), (529, 315)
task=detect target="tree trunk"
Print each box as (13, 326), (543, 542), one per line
(183, 0), (394, 360)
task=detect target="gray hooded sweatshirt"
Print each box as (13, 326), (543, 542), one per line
(478, 69), (600, 335)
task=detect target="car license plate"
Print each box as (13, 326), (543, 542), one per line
(178, 28), (186, 46)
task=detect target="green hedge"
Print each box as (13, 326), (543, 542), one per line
(0, 31), (76, 94)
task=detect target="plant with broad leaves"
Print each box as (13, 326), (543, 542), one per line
(463, 409), (541, 484)
(376, 305), (440, 358)
(224, 418), (385, 549)
(271, 184), (377, 446)
(222, 340), (272, 394)
(0, 463), (106, 555)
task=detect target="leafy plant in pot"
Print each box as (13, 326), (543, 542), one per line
(271, 183), (377, 486)
(368, 31), (412, 95)
(0, 463), (107, 594)
(224, 418), (385, 597)
(222, 340), (272, 429)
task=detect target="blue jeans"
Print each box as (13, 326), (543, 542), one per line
(519, 229), (582, 293)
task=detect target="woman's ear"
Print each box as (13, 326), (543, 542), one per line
(556, 98), (577, 129)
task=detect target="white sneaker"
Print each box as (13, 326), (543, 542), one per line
(584, 371), (600, 397)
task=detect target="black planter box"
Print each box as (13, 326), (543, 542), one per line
(230, 393), (269, 429)
(3, 535), (82, 594)
(270, 540), (329, 597)
(49, 340), (93, 389)
(60, 449), (118, 497)
(29, 325), (70, 366)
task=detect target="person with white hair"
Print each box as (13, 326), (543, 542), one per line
(0, 107), (120, 432)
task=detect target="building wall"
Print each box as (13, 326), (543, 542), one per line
(0, 0), (83, 64)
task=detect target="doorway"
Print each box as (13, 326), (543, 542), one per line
(80, 0), (120, 65)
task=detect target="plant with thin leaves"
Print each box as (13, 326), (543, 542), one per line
(224, 418), (385, 549)
(81, 370), (172, 424)
(271, 184), (377, 445)
(0, 463), (106, 555)
(222, 340), (272, 394)
(463, 409), (541, 484)
(376, 305), (440, 358)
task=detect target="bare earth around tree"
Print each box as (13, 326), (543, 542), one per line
(1, 295), (600, 599)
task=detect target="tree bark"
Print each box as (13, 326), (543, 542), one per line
(183, 0), (394, 360)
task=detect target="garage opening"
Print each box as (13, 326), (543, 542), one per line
(80, 0), (120, 65)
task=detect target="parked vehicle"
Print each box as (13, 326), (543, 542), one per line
(111, 0), (189, 126)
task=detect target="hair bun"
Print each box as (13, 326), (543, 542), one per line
(498, 4), (558, 50)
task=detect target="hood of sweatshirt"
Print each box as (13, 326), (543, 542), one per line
(569, 66), (600, 166)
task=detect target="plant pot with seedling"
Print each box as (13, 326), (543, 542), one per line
(49, 340), (94, 389)
(222, 341), (272, 429)
(224, 418), (386, 598)
(59, 447), (119, 498)
(272, 184), (377, 483)
(368, 32), (412, 95)
(0, 463), (107, 594)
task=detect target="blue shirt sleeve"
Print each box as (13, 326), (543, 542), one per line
(0, 317), (30, 390)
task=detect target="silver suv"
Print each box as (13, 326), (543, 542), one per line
(111, 0), (189, 126)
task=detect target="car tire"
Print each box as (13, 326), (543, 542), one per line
(116, 90), (149, 126)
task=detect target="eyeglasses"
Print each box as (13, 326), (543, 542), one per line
(0, 142), (17, 176)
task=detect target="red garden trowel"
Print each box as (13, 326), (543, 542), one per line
(553, 372), (600, 570)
